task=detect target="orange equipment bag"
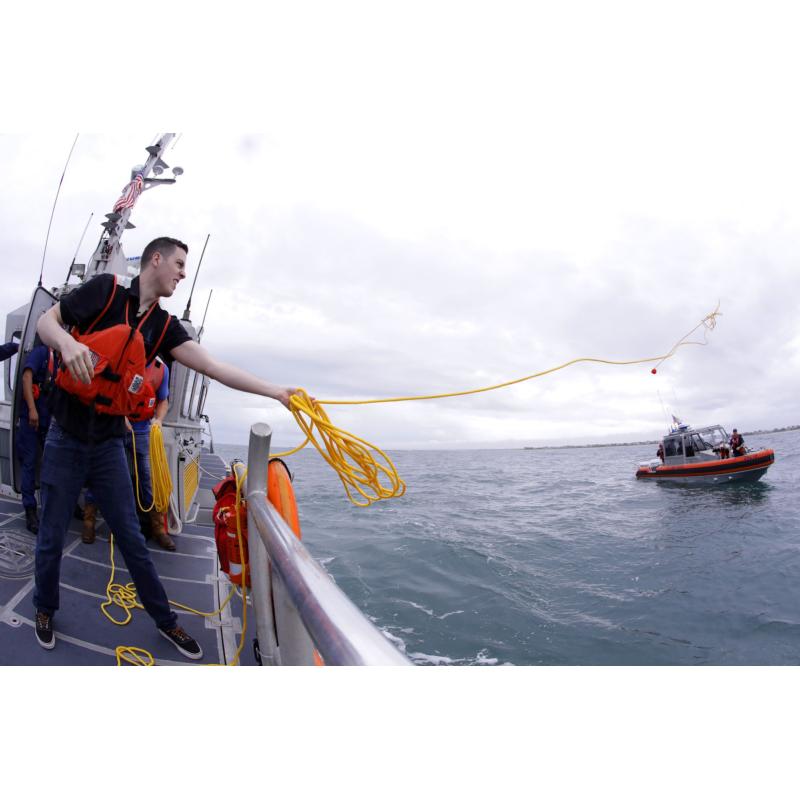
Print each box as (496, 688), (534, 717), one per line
(211, 459), (302, 589)
(212, 472), (249, 587)
(55, 276), (170, 416)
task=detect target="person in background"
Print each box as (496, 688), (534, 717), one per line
(81, 489), (98, 544)
(730, 428), (745, 457)
(0, 341), (19, 361)
(126, 357), (175, 551)
(18, 343), (58, 534)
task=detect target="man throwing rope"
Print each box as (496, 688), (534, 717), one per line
(33, 236), (297, 660)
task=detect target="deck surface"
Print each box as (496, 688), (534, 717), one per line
(0, 451), (258, 666)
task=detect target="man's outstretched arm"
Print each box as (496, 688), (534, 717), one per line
(170, 340), (296, 409)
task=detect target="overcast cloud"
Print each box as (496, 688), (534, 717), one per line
(3, 4), (799, 449)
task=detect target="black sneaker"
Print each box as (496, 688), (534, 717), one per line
(35, 611), (55, 650)
(159, 626), (203, 660)
(25, 507), (39, 535)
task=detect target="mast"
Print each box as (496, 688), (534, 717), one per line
(83, 133), (182, 281)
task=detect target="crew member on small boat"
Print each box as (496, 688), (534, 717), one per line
(656, 442), (665, 462)
(18, 343), (57, 534)
(730, 428), (745, 457)
(32, 236), (299, 660)
(125, 358), (175, 550)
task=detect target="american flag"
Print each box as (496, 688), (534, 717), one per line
(113, 172), (144, 213)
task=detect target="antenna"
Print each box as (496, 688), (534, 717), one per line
(656, 388), (669, 429)
(182, 233), (210, 321)
(198, 290), (213, 341)
(670, 385), (681, 421)
(63, 212), (93, 284)
(39, 133), (79, 287)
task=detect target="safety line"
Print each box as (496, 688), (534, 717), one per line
(275, 305), (722, 506)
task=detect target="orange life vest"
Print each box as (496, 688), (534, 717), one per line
(55, 276), (170, 416)
(128, 360), (166, 422)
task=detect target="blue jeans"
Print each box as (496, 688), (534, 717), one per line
(17, 414), (50, 509)
(125, 426), (152, 510)
(33, 420), (177, 630)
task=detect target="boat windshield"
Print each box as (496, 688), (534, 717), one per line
(690, 432), (712, 452)
(696, 425), (728, 448)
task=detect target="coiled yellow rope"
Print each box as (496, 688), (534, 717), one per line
(130, 423), (173, 513)
(276, 305), (722, 506)
(149, 423), (173, 513)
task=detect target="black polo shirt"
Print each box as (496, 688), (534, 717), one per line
(53, 273), (192, 443)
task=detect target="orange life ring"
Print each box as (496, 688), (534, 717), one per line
(267, 458), (302, 540)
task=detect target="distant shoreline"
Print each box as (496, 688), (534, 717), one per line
(212, 425), (799, 454)
(522, 425), (800, 451)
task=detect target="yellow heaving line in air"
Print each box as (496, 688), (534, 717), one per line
(276, 305), (722, 507)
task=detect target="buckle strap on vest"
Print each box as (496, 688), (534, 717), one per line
(124, 295), (169, 365)
(147, 314), (171, 365)
(85, 276), (118, 335)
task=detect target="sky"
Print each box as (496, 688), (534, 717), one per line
(3, 2), (800, 450)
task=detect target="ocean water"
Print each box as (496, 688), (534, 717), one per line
(216, 428), (800, 665)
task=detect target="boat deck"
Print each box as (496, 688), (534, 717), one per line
(0, 451), (257, 666)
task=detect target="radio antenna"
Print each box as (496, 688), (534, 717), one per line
(198, 290), (213, 341)
(63, 212), (93, 285)
(39, 133), (79, 287)
(182, 233), (210, 321)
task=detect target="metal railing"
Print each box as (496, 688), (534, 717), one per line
(244, 422), (411, 666)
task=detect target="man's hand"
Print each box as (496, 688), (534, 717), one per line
(61, 337), (95, 385)
(28, 408), (39, 429)
(276, 387), (306, 410)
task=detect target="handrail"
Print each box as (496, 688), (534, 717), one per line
(246, 423), (411, 666)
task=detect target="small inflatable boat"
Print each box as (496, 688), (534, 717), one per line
(636, 424), (774, 485)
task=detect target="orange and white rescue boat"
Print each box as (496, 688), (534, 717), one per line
(636, 424), (774, 485)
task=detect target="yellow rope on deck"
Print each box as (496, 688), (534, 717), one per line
(108, 465), (249, 667)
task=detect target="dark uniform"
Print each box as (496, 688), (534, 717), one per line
(0, 341), (19, 361)
(33, 273), (199, 654)
(18, 345), (57, 525)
